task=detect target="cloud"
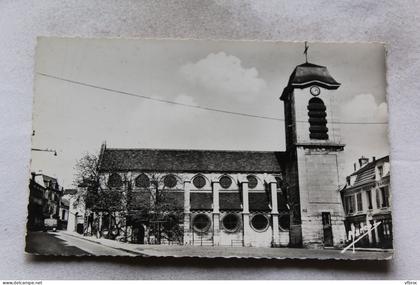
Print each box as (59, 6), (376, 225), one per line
(339, 93), (390, 177)
(341, 93), (388, 123)
(179, 52), (266, 99)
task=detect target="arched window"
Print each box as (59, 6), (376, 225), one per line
(222, 213), (240, 232)
(247, 175), (258, 189)
(307, 97), (328, 140)
(108, 173), (123, 188)
(163, 174), (177, 188)
(193, 175), (206, 189)
(135, 174), (150, 188)
(250, 214), (269, 231)
(192, 214), (211, 233)
(219, 175), (232, 189)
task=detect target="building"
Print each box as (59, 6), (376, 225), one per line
(64, 189), (86, 234)
(341, 156), (392, 248)
(94, 61), (347, 249)
(27, 173), (64, 231)
(59, 197), (69, 230)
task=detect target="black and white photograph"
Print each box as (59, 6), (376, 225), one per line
(26, 38), (392, 260)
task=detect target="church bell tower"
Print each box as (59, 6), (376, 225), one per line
(281, 47), (346, 248)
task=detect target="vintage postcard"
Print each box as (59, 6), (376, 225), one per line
(26, 38), (392, 259)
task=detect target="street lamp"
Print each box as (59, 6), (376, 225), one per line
(31, 148), (57, 156)
(32, 130), (57, 156)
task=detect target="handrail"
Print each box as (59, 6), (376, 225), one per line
(341, 221), (382, 253)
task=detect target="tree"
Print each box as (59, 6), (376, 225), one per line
(127, 173), (183, 244)
(73, 152), (126, 239)
(73, 152), (183, 243)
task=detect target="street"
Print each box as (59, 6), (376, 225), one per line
(25, 231), (138, 256)
(25, 231), (393, 260)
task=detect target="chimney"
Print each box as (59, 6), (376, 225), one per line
(372, 156), (376, 162)
(358, 156), (369, 167)
(353, 163), (357, 172)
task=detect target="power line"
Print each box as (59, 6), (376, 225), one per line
(37, 72), (388, 125)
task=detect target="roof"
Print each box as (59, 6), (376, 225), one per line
(98, 148), (285, 173)
(33, 174), (60, 190)
(281, 62), (341, 100)
(344, 155), (390, 190)
(352, 156), (389, 176)
(288, 63), (341, 89)
(353, 166), (375, 186)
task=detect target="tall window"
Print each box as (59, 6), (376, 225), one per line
(366, 190), (373, 209)
(356, 193), (363, 212)
(378, 165), (384, 178)
(307, 97), (328, 140)
(345, 195), (355, 214)
(381, 186), (390, 207)
(376, 189), (381, 209)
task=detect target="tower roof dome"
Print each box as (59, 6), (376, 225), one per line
(287, 62), (341, 90)
(281, 62), (341, 100)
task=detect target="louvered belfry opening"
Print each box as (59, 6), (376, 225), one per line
(307, 97), (329, 140)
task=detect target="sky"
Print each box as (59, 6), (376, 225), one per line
(31, 38), (389, 188)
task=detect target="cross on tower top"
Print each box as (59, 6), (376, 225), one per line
(304, 41), (309, 63)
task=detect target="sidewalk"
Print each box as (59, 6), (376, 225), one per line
(58, 231), (146, 255)
(58, 231), (393, 260)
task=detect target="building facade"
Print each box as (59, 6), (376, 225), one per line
(95, 61), (347, 249)
(59, 198), (69, 230)
(64, 189), (86, 234)
(27, 173), (64, 231)
(341, 156), (392, 248)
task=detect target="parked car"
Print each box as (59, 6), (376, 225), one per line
(44, 218), (58, 232)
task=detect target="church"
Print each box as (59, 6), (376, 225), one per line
(96, 60), (347, 249)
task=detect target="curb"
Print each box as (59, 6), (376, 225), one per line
(60, 232), (145, 256)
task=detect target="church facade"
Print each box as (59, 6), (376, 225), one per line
(96, 61), (347, 249)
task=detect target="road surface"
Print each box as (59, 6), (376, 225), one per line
(26, 231), (137, 256)
(25, 231), (392, 260)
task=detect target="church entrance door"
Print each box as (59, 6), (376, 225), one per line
(132, 224), (145, 244)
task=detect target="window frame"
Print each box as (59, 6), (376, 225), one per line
(192, 175), (206, 189)
(356, 192), (363, 212)
(307, 97), (329, 140)
(250, 214), (269, 232)
(221, 213), (241, 232)
(134, 173), (151, 188)
(108, 173), (123, 188)
(163, 174), (177, 189)
(380, 186), (390, 208)
(219, 175), (233, 189)
(246, 175), (258, 189)
(192, 214), (212, 233)
(366, 190), (373, 210)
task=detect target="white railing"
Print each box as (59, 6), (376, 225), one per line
(341, 221), (382, 254)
